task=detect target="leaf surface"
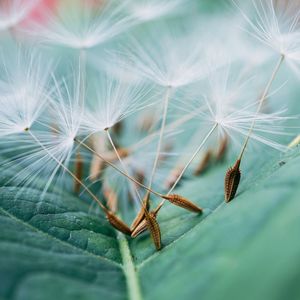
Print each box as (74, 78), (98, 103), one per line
(1, 150), (300, 300)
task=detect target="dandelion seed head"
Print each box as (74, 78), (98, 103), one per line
(0, 72), (87, 195)
(115, 26), (219, 88)
(47, 73), (84, 143)
(82, 73), (157, 134)
(177, 62), (294, 153)
(0, 49), (52, 136)
(235, 0), (300, 74)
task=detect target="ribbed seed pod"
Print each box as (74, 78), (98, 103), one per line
(145, 211), (161, 250)
(130, 194), (150, 231)
(224, 159), (241, 202)
(106, 211), (132, 235)
(162, 194), (202, 213)
(131, 210), (158, 238)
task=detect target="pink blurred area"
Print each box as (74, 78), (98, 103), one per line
(21, 0), (58, 25)
(21, 0), (105, 26)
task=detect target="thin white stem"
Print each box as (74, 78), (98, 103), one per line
(168, 123), (218, 194)
(171, 126), (204, 170)
(105, 129), (143, 204)
(154, 123), (218, 211)
(148, 86), (172, 190)
(239, 54), (284, 160)
(79, 49), (86, 108)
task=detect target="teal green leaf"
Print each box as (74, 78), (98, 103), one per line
(1, 150), (300, 300)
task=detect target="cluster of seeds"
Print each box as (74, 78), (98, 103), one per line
(0, 0), (299, 251)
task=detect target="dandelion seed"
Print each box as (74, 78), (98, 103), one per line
(222, 54), (285, 201)
(153, 62), (294, 211)
(234, 0), (300, 76)
(118, 26), (209, 208)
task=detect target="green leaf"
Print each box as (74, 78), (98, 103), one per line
(1, 150), (300, 300)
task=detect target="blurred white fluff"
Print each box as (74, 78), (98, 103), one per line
(116, 25), (218, 88)
(235, 0), (300, 76)
(82, 74), (158, 134)
(0, 73), (84, 195)
(0, 0), (39, 31)
(25, 0), (135, 49)
(125, 0), (185, 22)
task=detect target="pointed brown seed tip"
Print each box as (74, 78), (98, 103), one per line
(106, 211), (132, 236)
(131, 218), (147, 238)
(131, 210), (158, 238)
(162, 194), (203, 213)
(145, 211), (161, 250)
(130, 194), (150, 231)
(224, 159), (241, 203)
